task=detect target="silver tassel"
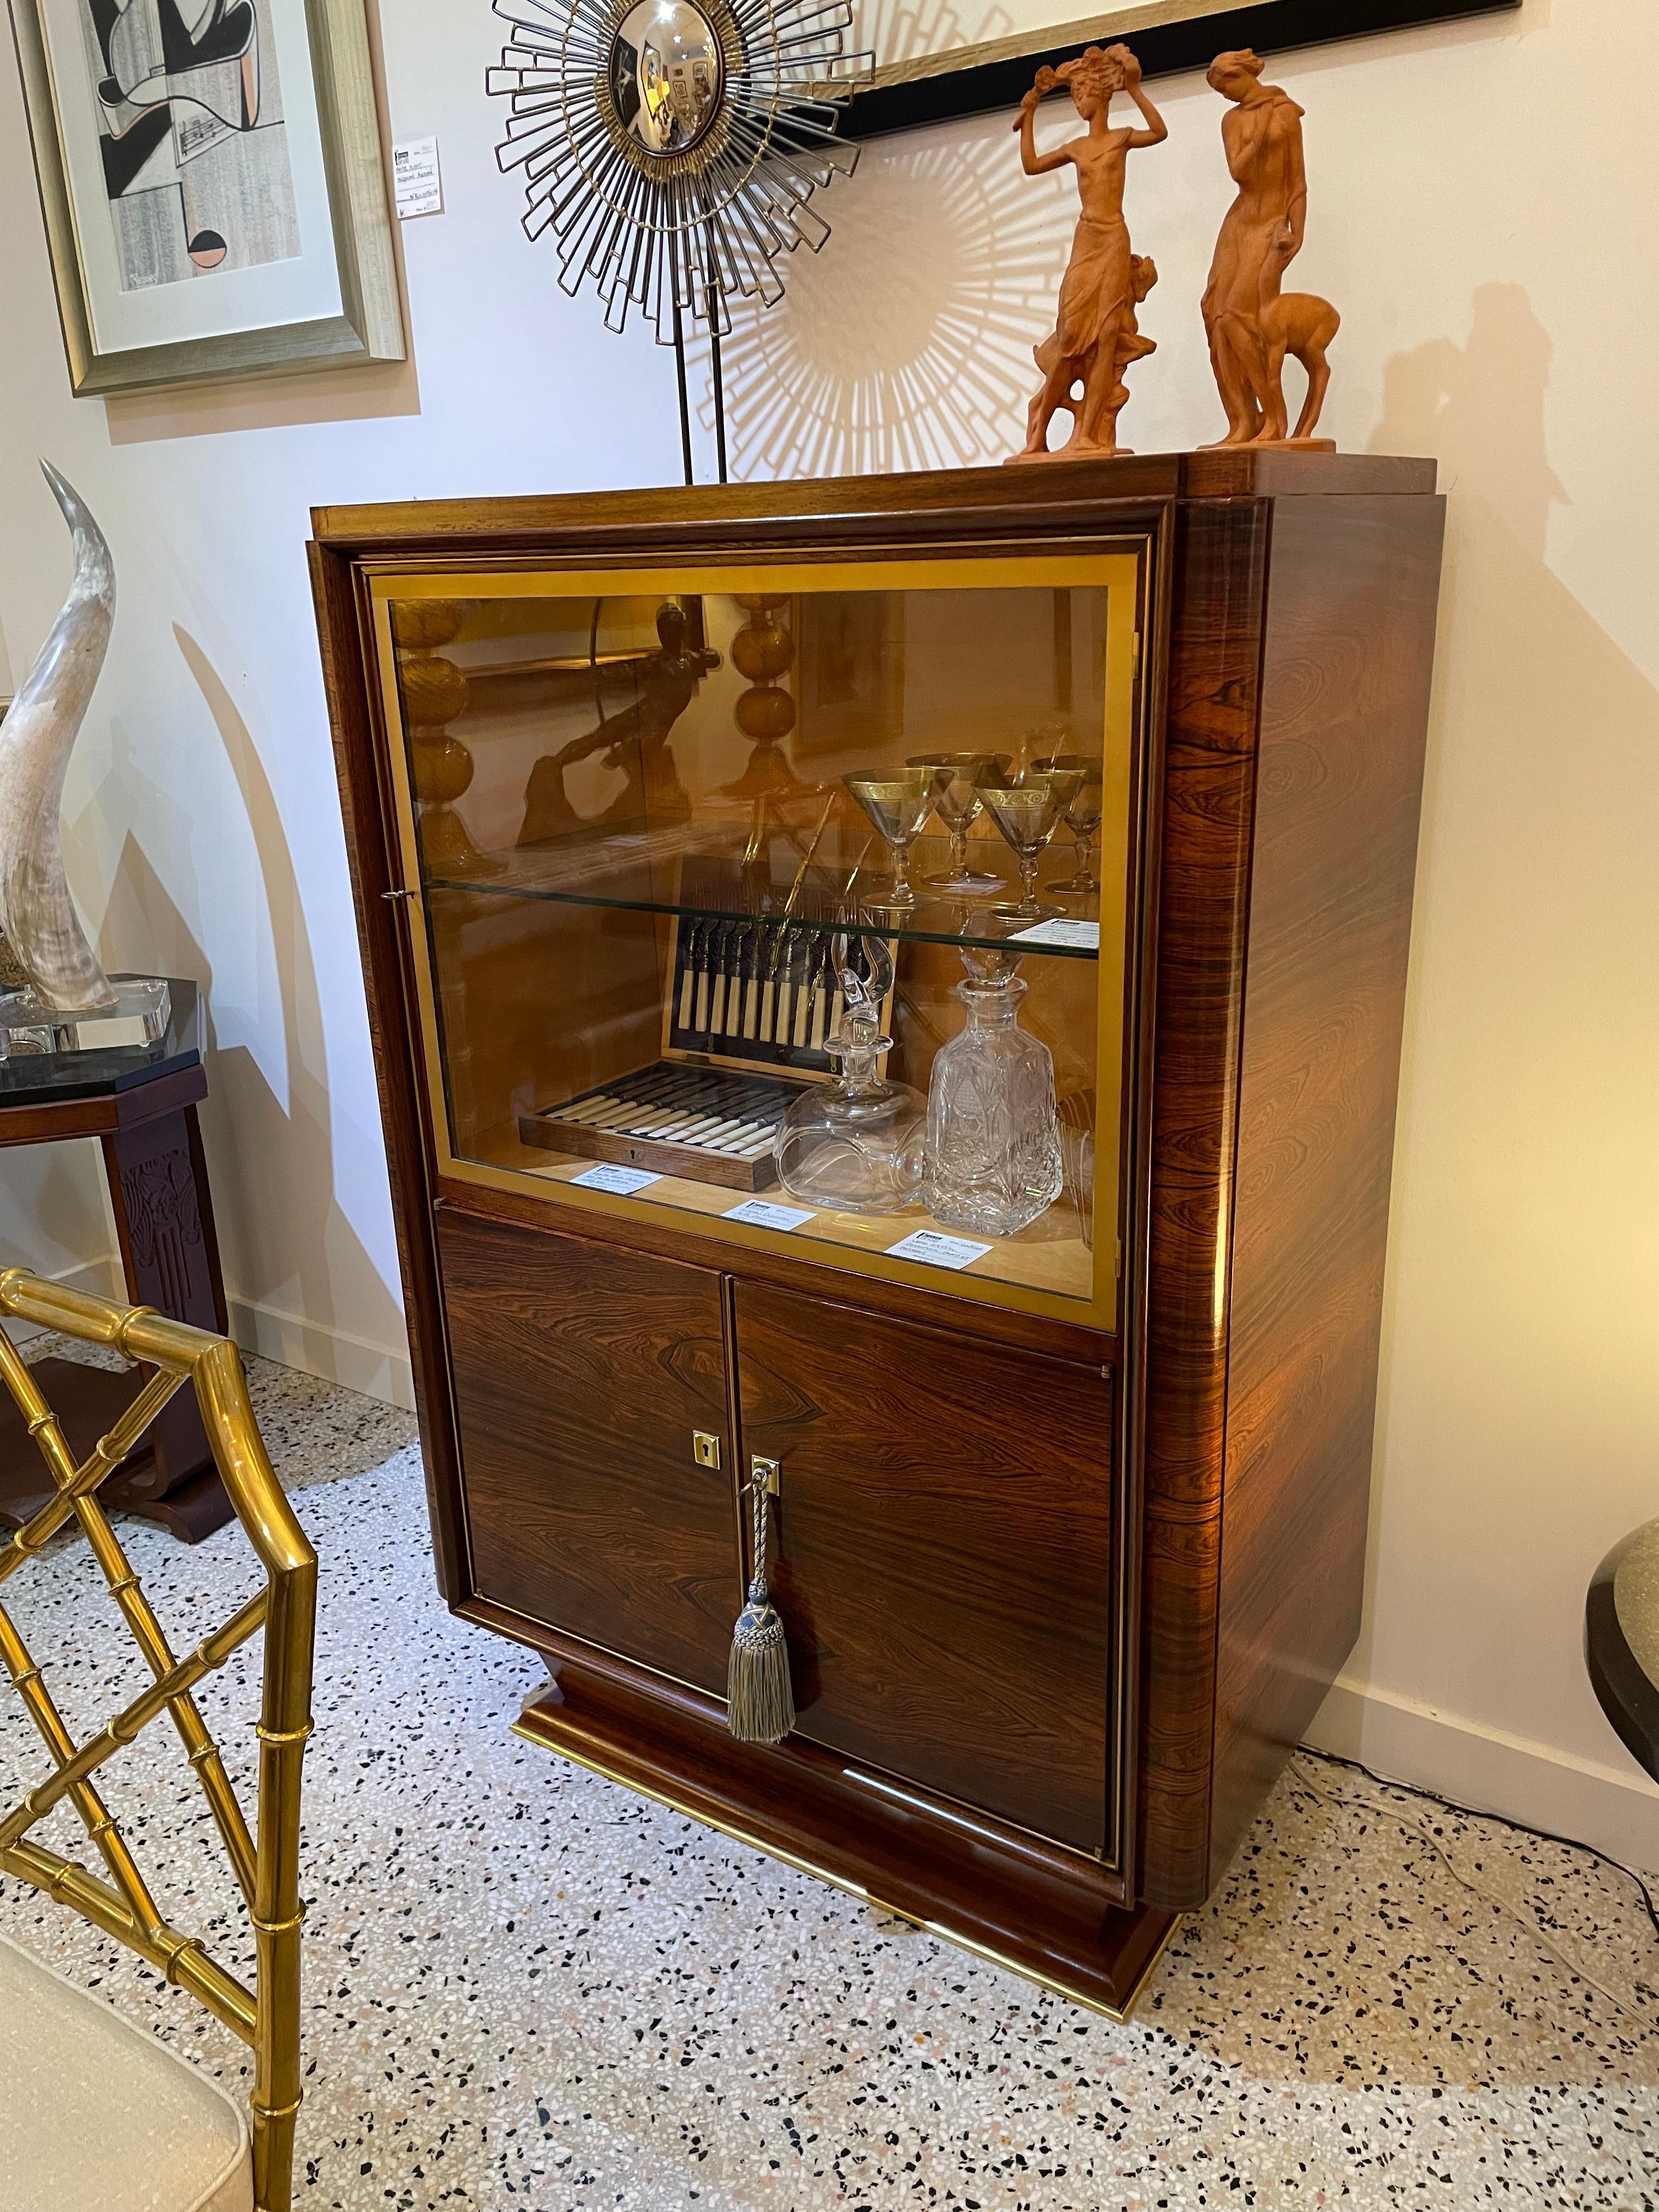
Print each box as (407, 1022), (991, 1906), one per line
(727, 1475), (795, 1743)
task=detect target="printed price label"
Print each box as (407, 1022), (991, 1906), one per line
(392, 136), (443, 219)
(885, 1228), (992, 1271)
(571, 1164), (660, 1194)
(1007, 918), (1100, 950)
(724, 1199), (814, 1232)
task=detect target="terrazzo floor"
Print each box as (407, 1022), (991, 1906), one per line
(1, 1354), (1657, 2209)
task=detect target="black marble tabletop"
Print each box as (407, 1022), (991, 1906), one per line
(0, 978), (202, 1108)
(1585, 1516), (1659, 1785)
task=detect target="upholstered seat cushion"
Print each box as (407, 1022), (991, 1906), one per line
(0, 1931), (251, 2212)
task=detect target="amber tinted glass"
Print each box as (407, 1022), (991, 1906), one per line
(380, 557), (1141, 1324)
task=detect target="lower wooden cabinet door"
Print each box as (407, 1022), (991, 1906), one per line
(437, 1207), (738, 1696)
(734, 1283), (1116, 1857)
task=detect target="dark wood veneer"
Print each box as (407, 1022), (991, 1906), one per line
(312, 452), (1435, 563)
(313, 454), (1443, 2008)
(1136, 497), (1272, 1905)
(310, 539), (465, 1599)
(1135, 487), (1445, 1909)
(736, 1282), (1116, 1858)
(440, 1208), (738, 1695)
(437, 1176), (1115, 1368)
(1205, 493), (1444, 1887)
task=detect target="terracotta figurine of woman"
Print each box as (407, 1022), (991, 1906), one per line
(1008, 43), (1167, 462)
(1201, 48), (1338, 447)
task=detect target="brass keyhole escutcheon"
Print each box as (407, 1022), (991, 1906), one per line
(692, 1431), (721, 1470)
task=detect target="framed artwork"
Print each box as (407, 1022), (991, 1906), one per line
(6, 0), (403, 392)
(842, 0), (1521, 138)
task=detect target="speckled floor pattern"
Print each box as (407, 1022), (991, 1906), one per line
(0, 1364), (1656, 2210)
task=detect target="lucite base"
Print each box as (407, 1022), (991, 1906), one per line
(0, 975), (171, 1060)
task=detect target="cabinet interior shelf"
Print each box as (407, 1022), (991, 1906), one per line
(472, 1120), (1098, 1304)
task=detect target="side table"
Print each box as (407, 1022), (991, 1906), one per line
(1585, 1517), (1659, 1787)
(0, 979), (234, 1542)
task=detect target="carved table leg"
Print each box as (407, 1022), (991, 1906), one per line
(94, 1102), (235, 1538)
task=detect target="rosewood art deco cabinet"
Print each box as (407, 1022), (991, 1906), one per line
(311, 453), (1443, 2015)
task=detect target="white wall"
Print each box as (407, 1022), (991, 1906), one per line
(2, 0), (1655, 1865)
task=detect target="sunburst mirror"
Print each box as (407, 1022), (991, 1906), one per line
(487, 0), (872, 355)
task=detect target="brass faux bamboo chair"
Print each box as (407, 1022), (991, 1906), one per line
(0, 1270), (316, 2212)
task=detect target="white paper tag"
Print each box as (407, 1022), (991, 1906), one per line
(886, 1228), (993, 1271)
(724, 1198), (814, 1232)
(571, 1163), (659, 1195)
(391, 136), (444, 219)
(1007, 918), (1100, 950)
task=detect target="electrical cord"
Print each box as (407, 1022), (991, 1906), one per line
(1297, 1744), (1659, 1945)
(1288, 1745), (1659, 2026)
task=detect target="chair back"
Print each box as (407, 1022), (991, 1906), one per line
(0, 1270), (315, 2212)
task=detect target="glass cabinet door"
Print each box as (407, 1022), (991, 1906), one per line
(371, 548), (1148, 1331)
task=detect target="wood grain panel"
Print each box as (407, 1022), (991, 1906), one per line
(310, 540), (472, 1601)
(311, 453), (1434, 559)
(736, 1282), (1115, 1855)
(1207, 493), (1446, 1886)
(1136, 498), (1272, 1908)
(444, 1172), (1116, 1368)
(439, 1207), (739, 1695)
(0, 1062), (206, 1146)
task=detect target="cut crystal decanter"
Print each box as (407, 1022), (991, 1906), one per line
(774, 934), (924, 1214)
(923, 940), (1063, 1237)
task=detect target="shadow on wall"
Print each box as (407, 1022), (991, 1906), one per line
(104, 352), (421, 448)
(1351, 283), (1659, 1680)
(712, 125), (1062, 478)
(159, 625), (406, 1373)
(1373, 281), (1565, 560)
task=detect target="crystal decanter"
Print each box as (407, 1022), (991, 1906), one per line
(774, 934), (924, 1214)
(923, 943), (1063, 1237)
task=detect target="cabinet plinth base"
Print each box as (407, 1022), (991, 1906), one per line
(511, 1657), (1178, 2021)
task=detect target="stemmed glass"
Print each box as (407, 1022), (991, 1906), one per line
(842, 768), (941, 918)
(906, 752), (1010, 896)
(977, 767), (1084, 922)
(1031, 753), (1104, 895)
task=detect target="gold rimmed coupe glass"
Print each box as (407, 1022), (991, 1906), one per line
(1031, 753), (1105, 895)
(977, 768), (1085, 922)
(842, 768), (941, 916)
(906, 751), (1011, 895)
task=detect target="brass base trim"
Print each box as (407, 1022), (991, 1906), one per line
(510, 1712), (1179, 2024)
(473, 1594), (1118, 1878)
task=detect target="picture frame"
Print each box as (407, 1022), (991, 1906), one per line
(841, 0), (1521, 139)
(6, 0), (404, 393)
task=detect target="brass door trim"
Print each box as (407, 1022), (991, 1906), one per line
(370, 541), (1149, 1338)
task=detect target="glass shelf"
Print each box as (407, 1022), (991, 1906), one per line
(422, 828), (1104, 963)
